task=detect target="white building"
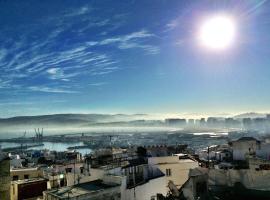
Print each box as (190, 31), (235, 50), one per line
(230, 137), (261, 160)
(148, 154), (198, 190)
(256, 143), (270, 160)
(121, 162), (167, 200)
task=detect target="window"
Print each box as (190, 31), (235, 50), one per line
(80, 167), (84, 174)
(13, 175), (19, 181)
(129, 167), (133, 174)
(166, 168), (171, 176)
(24, 174), (29, 179)
(65, 168), (72, 173)
(135, 166), (139, 174)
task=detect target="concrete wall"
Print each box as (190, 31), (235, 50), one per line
(10, 159), (24, 168)
(256, 143), (270, 160)
(11, 179), (47, 200)
(121, 176), (167, 200)
(66, 167), (105, 186)
(232, 141), (258, 160)
(208, 169), (270, 190)
(44, 185), (120, 200)
(149, 156), (198, 189)
(10, 168), (42, 180)
(0, 158), (10, 200)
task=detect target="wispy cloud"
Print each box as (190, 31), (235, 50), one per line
(0, 3), (159, 96)
(165, 19), (179, 32)
(175, 39), (185, 46)
(0, 79), (12, 88)
(89, 82), (108, 86)
(28, 86), (77, 94)
(46, 68), (80, 81)
(66, 5), (92, 17)
(89, 30), (160, 55)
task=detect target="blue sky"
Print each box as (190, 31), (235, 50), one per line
(1, 0), (270, 117)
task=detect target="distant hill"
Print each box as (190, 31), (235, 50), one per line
(234, 112), (268, 119)
(0, 113), (148, 127)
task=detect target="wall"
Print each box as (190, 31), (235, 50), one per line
(0, 158), (10, 200)
(149, 156), (198, 189)
(232, 140), (258, 160)
(208, 169), (270, 190)
(121, 175), (167, 200)
(11, 179), (47, 200)
(10, 159), (24, 168)
(10, 168), (42, 180)
(66, 167), (105, 186)
(256, 143), (270, 160)
(44, 185), (120, 200)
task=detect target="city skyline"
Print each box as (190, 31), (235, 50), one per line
(1, 0), (270, 117)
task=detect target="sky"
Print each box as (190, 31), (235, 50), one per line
(1, 0), (270, 118)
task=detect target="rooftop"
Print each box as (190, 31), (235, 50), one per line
(234, 137), (261, 143)
(46, 180), (120, 198)
(11, 167), (39, 172)
(12, 178), (46, 185)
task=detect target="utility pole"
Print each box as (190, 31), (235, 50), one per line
(207, 146), (210, 168)
(132, 166), (136, 200)
(74, 156), (76, 185)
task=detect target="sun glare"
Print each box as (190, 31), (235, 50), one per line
(198, 15), (236, 50)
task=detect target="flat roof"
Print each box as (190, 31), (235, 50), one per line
(12, 178), (46, 185)
(11, 167), (39, 172)
(47, 180), (119, 198)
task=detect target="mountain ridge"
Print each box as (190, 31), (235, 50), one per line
(0, 113), (148, 126)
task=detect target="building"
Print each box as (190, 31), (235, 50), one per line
(188, 119), (195, 126)
(144, 145), (189, 157)
(148, 154), (198, 190)
(242, 118), (252, 130)
(200, 118), (206, 127)
(9, 154), (25, 168)
(165, 118), (186, 127)
(11, 167), (43, 181)
(122, 160), (167, 200)
(256, 143), (270, 160)
(225, 118), (240, 128)
(43, 179), (121, 200)
(207, 117), (219, 127)
(230, 137), (261, 160)
(0, 149), (10, 200)
(10, 178), (47, 200)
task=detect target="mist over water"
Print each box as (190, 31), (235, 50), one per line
(0, 126), (183, 139)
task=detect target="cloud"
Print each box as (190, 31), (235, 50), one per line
(89, 30), (160, 54)
(0, 79), (12, 88)
(100, 30), (154, 45)
(28, 86), (77, 94)
(0, 102), (34, 106)
(63, 5), (92, 17)
(46, 68), (80, 81)
(175, 39), (185, 46)
(89, 82), (108, 86)
(0, 48), (8, 62)
(165, 19), (178, 31)
(0, 3), (159, 97)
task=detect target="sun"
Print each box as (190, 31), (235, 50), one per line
(198, 15), (236, 50)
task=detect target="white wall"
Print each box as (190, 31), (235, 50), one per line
(10, 159), (24, 168)
(256, 143), (270, 160)
(66, 167), (105, 186)
(232, 140), (258, 160)
(149, 156), (198, 189)
(121, 176), (167, 200)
